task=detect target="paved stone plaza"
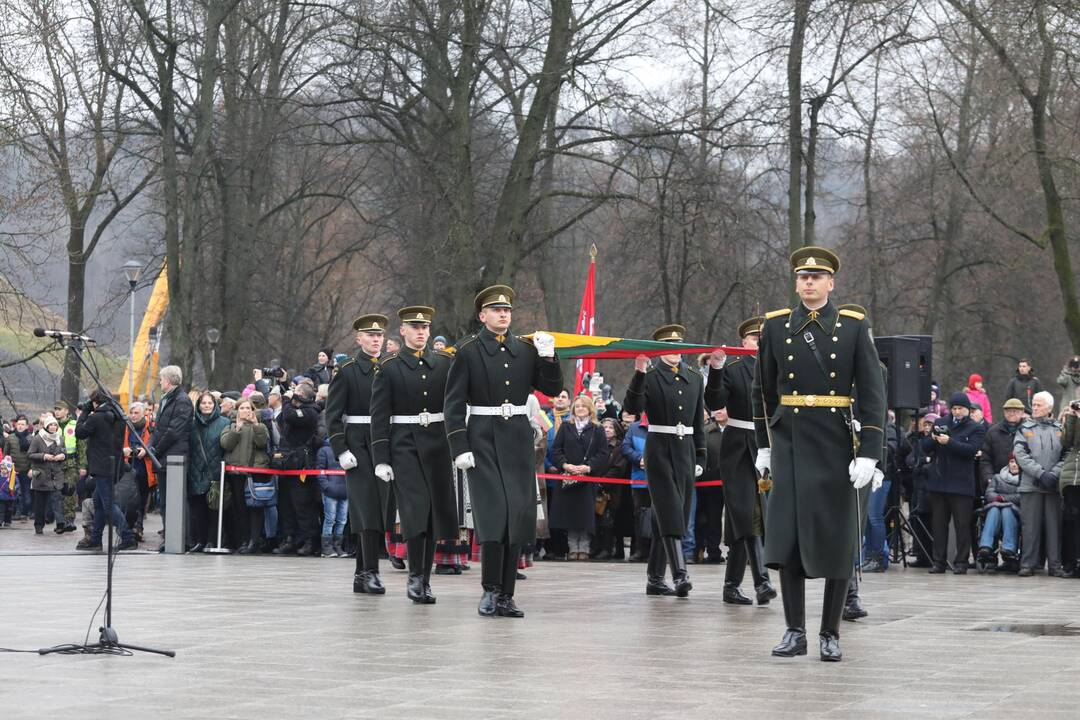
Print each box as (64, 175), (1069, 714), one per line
(2, 520), (1079, 720)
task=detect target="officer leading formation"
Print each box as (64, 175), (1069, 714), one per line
(751, 247), (887, 662)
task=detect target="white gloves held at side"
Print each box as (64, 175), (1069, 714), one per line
(375, 464), (394, 483)
(533, 331), (556, 359)
(849, 457), (881, 490)
(755, 448), (771, 477)
(454, 452), (476, 470)
(338, 451), (358, 470)
(694, 465), (703, 478)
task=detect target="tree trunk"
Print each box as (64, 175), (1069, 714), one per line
(61, 226), (86, 406)
(786, 0), (811, 254)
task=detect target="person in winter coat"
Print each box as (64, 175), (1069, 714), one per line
(601, 417), (633, 560)
(220, 398), (271, 554)
(906, 414), (937, 567)
(921, 393), (987, 573)
(316, 438), (348, 558)
(979, 398), (1027, 491)
(27, 414), (67, 534)
(1057, 356), (1080, 403)
(187, 392), (230, 552)
(621, 417), (651, 561)
(143, 365), (193, 547)
(549, 395), (609, 560)
(74, 391), (135, 550)
(1014, 391), (1065, 576)
(921, 383), (948, 419)
(2, 415), (32, 519)
(1004, 359), (1043, 412)
(122, 402), (156, 540)
(976, 455), (1022, 564)
(965, 374), (993, 423)
(1058, 400), (1080, 576)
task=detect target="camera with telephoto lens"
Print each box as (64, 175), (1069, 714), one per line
(932, 424), (950, 437)
(1071, 400), (1080, 412)
(1070, 356), (1080, 370)
(263, 366), (286, 380)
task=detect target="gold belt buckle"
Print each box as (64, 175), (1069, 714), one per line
(676, 422), (686, 439)
(500, 403), (513, 419)
(419, 412), (431, 427)
(804, 395), (818, 407)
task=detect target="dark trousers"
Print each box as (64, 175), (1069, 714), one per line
(630, 487), (651, 557)
(276, 477), (297, 541)
(189, 493), (210, 546)
(929, 491), (972, 567)
(225, 475), (250, 548)
(287, 477), (320, 544)
(696, 486), (725, 555)
(91, 473), (133, 544)
(32, 489), (57, 530)
(1063, 486), (1080, 571)
(1, 500), (12, 523)
(1020, 491), (1063, 571)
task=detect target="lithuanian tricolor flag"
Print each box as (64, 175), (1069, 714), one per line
(536, 332), (754, 359)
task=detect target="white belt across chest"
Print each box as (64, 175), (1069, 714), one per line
(468, 403), (528, 419)
(344, 415), (371, 424)
(725, 418), (754, 431)
(391, 412), (444, 427)
(648, 423), (693, 438)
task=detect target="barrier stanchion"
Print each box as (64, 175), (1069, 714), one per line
(205, 461), (230, 554)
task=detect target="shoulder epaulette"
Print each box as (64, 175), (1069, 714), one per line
(764, 308), (791, 320)
(380, 353), (401, 365)
(726, 357), (743, 367)
(338, 359), (356, 370)
(436, 348), (456, 358)
(518, 334), (535, 346)
(455, 334), (478, 350)
(839, 308), (866, 321)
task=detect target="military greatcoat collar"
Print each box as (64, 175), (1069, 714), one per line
(652, 357), (688, 385)
(398, 345), (433, 369)
(353, 350), (379, 374)
(478, 326), (519, 357)
(789, 299), (838, 336)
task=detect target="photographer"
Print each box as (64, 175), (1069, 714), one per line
(75, 390), (137, 551)
(1014, 391), (1065, 577)
(253, 366), (289, 396)
(920, 393), (986, 574)
(275, 383), (320, 556)
(906, 413), (938, 567)
(1058, 356), (1080, 403)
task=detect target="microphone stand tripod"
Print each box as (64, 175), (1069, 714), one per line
(37, 336), (175, 657)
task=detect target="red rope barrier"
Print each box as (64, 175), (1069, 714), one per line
(221, 465), (721, 487)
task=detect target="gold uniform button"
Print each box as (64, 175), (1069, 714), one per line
(421, 374), (427, 379)
(785, 323), (790, 329)
(793, 408), (800, 414)
(504, 363), (509, 368)
(836, 322), (843, 328)
(678, 405), (683, 410)
(788, 373), (795, 379)
(422, 391), (428, 396)
(829, 390), (836, 396)
(786, 338), (792, 345)
(830, 353), (836, 360)
(505, 380), (510, 385)
(500, 347), (506, 352)
(787, 355), (794, 361)
(678, 390), (683, 395)
(831, 408), (836, 413)
(829, 372), (836, 378)
(792, 390), (799, 396)
(832, 336), (839, 342)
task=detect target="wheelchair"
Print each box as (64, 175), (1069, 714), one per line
(974, 502), (1021, 574)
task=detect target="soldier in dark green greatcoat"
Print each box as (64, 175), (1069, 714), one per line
(370, 306), (459, 605)
(443, 285), (563, 619)
(705, 316), (777, 607)
(752, 247), (886, 662)
(623, 324), (707, 598)
(326, 313), (391, 595)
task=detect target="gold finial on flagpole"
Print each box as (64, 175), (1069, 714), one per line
(589, 243), (597, 261)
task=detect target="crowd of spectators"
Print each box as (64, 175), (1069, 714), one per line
(2, 348), (1079, 581)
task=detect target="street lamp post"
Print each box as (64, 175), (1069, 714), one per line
(206, 327), (221, 381)
(122, 260), (142, 404)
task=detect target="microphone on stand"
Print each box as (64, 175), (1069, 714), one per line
(33, 327), (96, 344)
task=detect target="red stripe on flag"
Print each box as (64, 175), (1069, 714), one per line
(573, 255), (597, 395)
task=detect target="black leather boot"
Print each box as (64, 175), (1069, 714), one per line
(722, 540), (751, 604)
(771, 567), (807, 657)
(661, 536), (692, 597)
(843, 575), (867, 621)
(421, 532), (437, 604)
(478, 585), (500, 617)
(819, 578), (847, 661)
(479, 542), (504, 617)
(747, 537), (777, 604)
(406, 535), (425, 603)
(646, 536), (675, 595)
(496, 543), (524, 617)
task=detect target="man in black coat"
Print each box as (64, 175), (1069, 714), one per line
(444, 285), (563, 618)
(326, 313), (390, 594)
(623, 324), (707, 598)
(75, 390), (136, 551)
(277, 384), (321, 556)
(752, 247), (887, 662)
(140, 365), (192, 551)
(705, 316), (777, 606)
(370, 306), (459, 604)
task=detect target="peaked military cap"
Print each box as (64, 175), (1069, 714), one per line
(398, 305), (434, 324)
(737, 316), (764, 339)
(353, 313), (389, 333)
(652, 324), (686, 343)
(475, 284), (515, 312)
(790, 246), (840, 275)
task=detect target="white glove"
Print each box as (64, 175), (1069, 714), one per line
(375, 464), (394, 483)
(533, 331), (556, 359)
(338, 451), (358, 470)
(871, 468), (884, 493)
(755, 448), (771, 477)
(849, 457), (878, 489)
(454, 452), (476, 470)
(694, 464), (703, 478)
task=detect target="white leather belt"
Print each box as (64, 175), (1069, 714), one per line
(345, 415), (371, 424)
(391, 412), (444, 427)
(468, 403), (528, 419)
(725, 418), (754, 431)
(648, 423), (692, 438)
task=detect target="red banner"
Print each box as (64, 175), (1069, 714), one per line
(573, 249), (597, 395)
